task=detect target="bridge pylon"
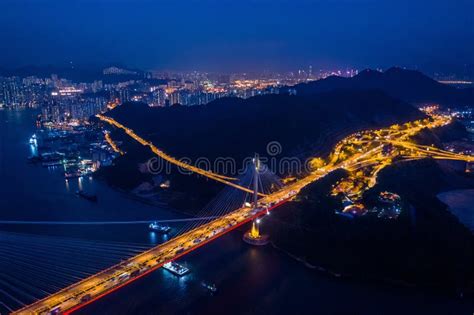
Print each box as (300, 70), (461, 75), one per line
(243, 154), (270, 245)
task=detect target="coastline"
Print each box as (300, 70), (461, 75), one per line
(94, 177), (193, 216)
(269, 240), (472, 297)
(437, 189), (474, 232)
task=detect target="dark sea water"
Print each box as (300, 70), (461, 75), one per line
(438, 189), (474, 231)
(1, 109), (473, 315)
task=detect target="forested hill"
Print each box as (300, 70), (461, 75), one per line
(289, 67), (474, 106)
(107, 90), (423, 164)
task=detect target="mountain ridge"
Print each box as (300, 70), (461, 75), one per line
(289, 67), (474, 106)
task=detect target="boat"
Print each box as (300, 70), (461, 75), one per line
(65, 171), (81, 179)
(65, 169), (92, 179)
(75, 190), (98, 202)
(40, 152), (65, 167)
(201, 281), (217, 293)
(42, 161), (63, 167)
(149, 222), (171, 233)
(163, 261), (189, 276)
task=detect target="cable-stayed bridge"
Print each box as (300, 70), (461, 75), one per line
(8, 113), (473, 314)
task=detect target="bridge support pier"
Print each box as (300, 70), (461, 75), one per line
(243, 219), (269, 245)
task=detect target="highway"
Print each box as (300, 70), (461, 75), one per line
(13, 112), (473, 315)
(104, 132), (124, 155)
(96, 114), (267, 197)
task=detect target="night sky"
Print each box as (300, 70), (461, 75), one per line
(1, 0), (473, 71)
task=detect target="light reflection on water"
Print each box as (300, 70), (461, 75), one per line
(29, 143), (38, 157)
(78, 176), (83, 191)
(149, 231), (157, 244)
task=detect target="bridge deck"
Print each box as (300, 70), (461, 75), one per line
(11, 184), (309, 314)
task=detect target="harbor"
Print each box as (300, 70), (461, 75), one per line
(27, 122), (120, 181)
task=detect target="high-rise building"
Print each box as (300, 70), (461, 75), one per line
(119, 89), (130, 104)
(151, 88), (166, 107)
(169, 92), (180, 105)
(0, 77), (26, 108)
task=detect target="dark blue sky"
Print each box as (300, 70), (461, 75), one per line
(1, 0), (473, 71)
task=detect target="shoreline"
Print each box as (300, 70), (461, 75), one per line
(93, 172), (205, 219)
(270, 239), (474, 300)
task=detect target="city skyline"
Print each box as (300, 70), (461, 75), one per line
(1, 0), (473, 72)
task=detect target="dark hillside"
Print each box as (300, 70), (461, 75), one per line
(290, 67), (474, 106)
(108, 90), (423, 164)
(268, 159), (474, 293)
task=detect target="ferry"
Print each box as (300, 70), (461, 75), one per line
(65, 169), (92, 179)
(201, 281), (217, 293)
(149, 221), (172, 233)
(65, 171), (81, 179)
(42, 161), (63, 167)
(163, 261), (190, 276)
(75, 190), (98, 202)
